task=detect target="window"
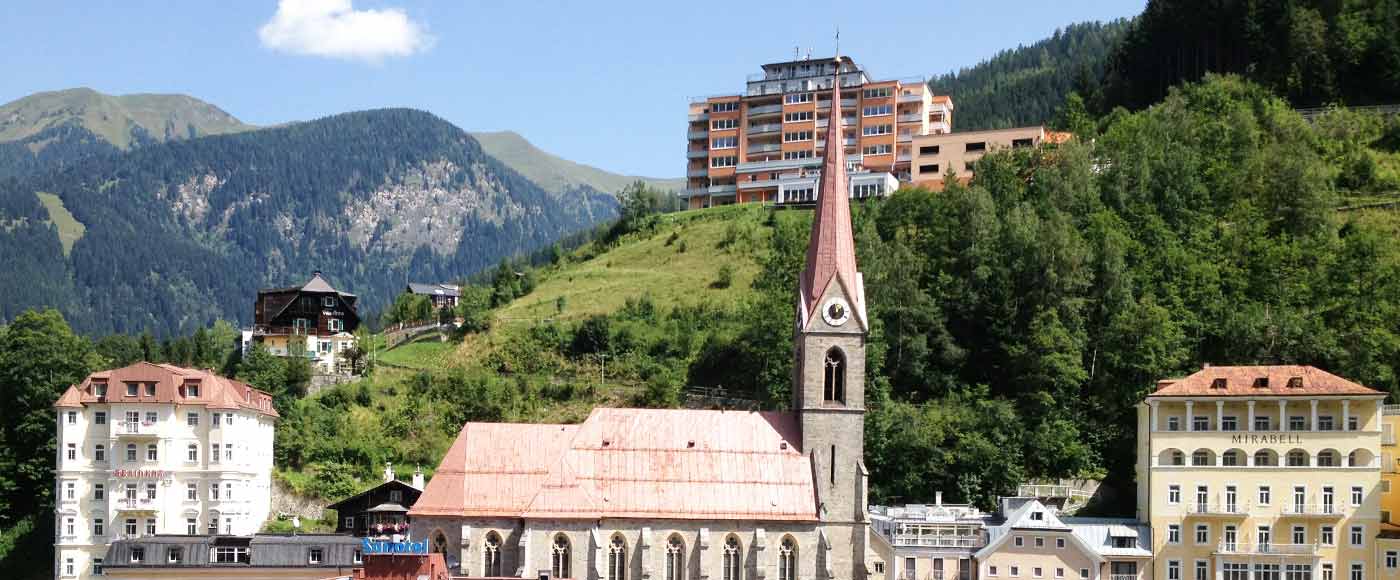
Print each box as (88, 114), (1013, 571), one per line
(723, 536), (741, 580)
(1351, 525), (1364, 546)
(95, 411), (106, 425)
(94, 484), (104, 500)
(1255, 416), (1271, 430)
(1222, 416), (1238, 431)
(610, 535), (628, 580)
(1195, 524), (1209, 544)
(1012, 138), (1035, 148)
(146, 444), (157, 461)
(1351, 563), (1363, 580)
(1056, 569), (1064, 579)
(354, 550), (363, 565)
(778, 537), (796, 580)
(711, 119), (737, 131)
(1168, 485), (1181, 504)
(144, 384), (155, 397)
(1324, 564), (1334, 580)
(862, 105), (892, 117)
(1034, 568), (1043, 578)
(1284, 565), (1311, 580)
(1168, 524), (1181, 544)
(1192, 416), (1210, 431)
(863, 87), (892, 99)
(64, 517), (74, 536)
(1222, 449), (1242, 466)
(823, 348), (846, 403)
(710, 156), (737, 168)
(211, 482), (220, 500)
(783, 131), (813, 142)
(1081, 570), (1089, 580)
(1035, 537), (1045, 548)
(208, 515), (219, 535)
(1259, 486), (1271, 505)
(711, 137), (736, 149)
(1168, 561), (1181, 580)
(665, 536), (684, 580)
(1322, 526), (1335, 545)
(918, 163), (940, 174)
(213, 546), (249, 564)
(145, 483), (156, 500)
(862, 124), (892, 136)
(65, 481), (75, 500)
(1191, 450), (1210, 466)
(126, 383), (138, 397)
(66, 411), (77, 424)
(187, 518), (197, 535)
(209, 443), (219, 463)
(1290, 416), (1307, 430)
(309, 548), (324, 565)
(92, 443), (106, 463)
(125, 518), (137, 536)
(64, 557), (74, 576)
(785, 93), (812, 105)
(66, 443), (76, 461)
(1349, 416), (1360, 431)
(862, 144), (892, 156)
(1015, 536), (1024, 547)
(1056, 538), (1065, 549)
(225, 443), (233, 462)
(145, 518), (156, 535)
(1287, 450), (1308, 466)
(990, 567), (999, 576)
(124, 483), (137, 500)
(966, 141), (987, 153)
(1352, 486), (1363, 506)
(1319, 416), (1335, 430)
(1012, 567), (1021, 577)
(1318, 450), (1337, 466)
(186, 384), (199, 397)
(784, 111), (813, 123)
(1387, 552), (1397, 569)
(131, 547), (145, 563)
(1292, 525), (1305, 544)
(187, 413), (199, 426)
(390, 490), (403, 503)
(481, 532), (504, 577)
(93, 557), (103, 576)
(186, 482), (197, 500)
(211, 412), (220, 427)
(783, 150), (813, 160)
(187, 444), (198, 462)
(553, 534), (573, 579)
(1167, 417), (1181, 431)
(168, 547), (184, 563)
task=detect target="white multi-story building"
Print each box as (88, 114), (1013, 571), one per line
(52, 362), (279, 580)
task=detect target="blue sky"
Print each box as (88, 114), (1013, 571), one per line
(0, 0), (1145, 179)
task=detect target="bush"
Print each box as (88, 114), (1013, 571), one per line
(571, 315), (612, 355)
(712, 264), (734, 289)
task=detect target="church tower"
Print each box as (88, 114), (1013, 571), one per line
(794, 56), (869, 530)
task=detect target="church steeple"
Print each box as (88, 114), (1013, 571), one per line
(798, 56), (866, 331)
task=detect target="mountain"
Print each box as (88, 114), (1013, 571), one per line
(0, 108), (618, 336)
(0, 88), (254, 180)
(471, 130), (684, 196)
(928, 20), (1129, 131)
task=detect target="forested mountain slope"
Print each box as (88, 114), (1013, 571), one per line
(928, 21), (1129, 131)
(0, 108), (617, 336)
(471, 130), (684, 196)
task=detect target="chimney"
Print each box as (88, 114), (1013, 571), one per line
(383, 462), (394, 483)
(412, 466), (425, 489)
(936, 491), (943, 506)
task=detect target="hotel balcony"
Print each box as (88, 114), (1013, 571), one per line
(1280, 503), (1346, 519)
(687, 168), (708, 177)
(747, 143), (780, 154)
(897, 133), (913, 143)
(1215, 542), (1318, 557)
(1184, 502), (1249, 518)
(897, 114), (922, 123)
(749, 104), (783, 116)
(889, 534), (983, 549)
(687, 149), (708, 159)
(896, 154), (912, 162)
(687, 130), (708, 140)
(116, 497), (158, 512)
(899, 93), (925, 103)
(816, 118), (858, 129)
(689, 113), (709, 122)
(117, 421), (160, 438)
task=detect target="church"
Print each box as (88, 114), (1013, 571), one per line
(409, 58), (876, 580)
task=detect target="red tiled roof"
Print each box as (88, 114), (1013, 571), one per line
(799, 60), (863, 326)
(53, 361), (279, 417)
(410, 408), (818, 521)
(1150, 365), (1382, 398)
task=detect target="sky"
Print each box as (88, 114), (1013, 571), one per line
(0, 0), (1146, 179)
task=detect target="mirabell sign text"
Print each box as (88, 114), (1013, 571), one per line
(1229, 433), (1304, 445)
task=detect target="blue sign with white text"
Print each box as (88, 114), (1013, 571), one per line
(362, 538), (428, 555)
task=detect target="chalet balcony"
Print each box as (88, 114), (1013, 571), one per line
(1215, 542), (1318, 557)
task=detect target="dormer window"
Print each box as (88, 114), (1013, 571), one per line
(144, 383), (156, 396)
(1253, 377), (1269, 389)
(126, 383), (138, 397)
(1211, 378), (1228, 389)
(93, 382), (107, 397)
(1287, 376), (1303, 389)
(185, 384), (200, 398)
(1031, 511), (1045, 521)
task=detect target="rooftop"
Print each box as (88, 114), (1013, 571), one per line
(1149, 365), (1383, 398)
(259, 271), (356, 297)
(54, 361), (278, 417)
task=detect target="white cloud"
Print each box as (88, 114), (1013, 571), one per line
(258, 0), (434, 63)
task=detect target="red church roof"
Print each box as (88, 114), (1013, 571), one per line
(410, 408), (818, 521)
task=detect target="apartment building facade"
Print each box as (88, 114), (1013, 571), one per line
(52, 362), (278, 580)
(910, 126), (1070, 190)
(1136, 365), (1386, 580)
(684, 55), (952, 208)
(976, 499), (1152, 580)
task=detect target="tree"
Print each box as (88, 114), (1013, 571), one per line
(0, 309), (95, 537)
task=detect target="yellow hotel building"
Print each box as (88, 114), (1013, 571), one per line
(1136, 365), (1388, 580)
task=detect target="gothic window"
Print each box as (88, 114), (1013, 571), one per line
(823, 348), (846, 404)
(553, 534), (572, 579)
(432, 531), (448, 554)
(666, 536), (685, 580)
(484, 531), (502, 577)
(779, 537), (797, 580)
(723, 536), (742, 580)
(609, 535), (628, 580)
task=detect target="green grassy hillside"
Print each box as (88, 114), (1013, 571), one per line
(0, 88), (253, 149)
(34, 192), (84, 256)
(472, 130), (684, 195)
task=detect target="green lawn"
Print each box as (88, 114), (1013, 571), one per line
(378, 336), (455, 370)
(35, 192), (85, 256)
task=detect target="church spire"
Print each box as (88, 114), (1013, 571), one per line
(798, 56), (863, 327)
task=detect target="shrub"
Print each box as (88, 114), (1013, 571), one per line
(712, 264), (734, 289)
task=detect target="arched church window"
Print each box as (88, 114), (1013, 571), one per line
(823, 348), (846, 404)
(432, 531), (448, 554)
(778, 536), (797, 580)
(553, 534), (571, 579)
(666, 536), (685, 580)
(484, 531), (502, 576)
(723, 535), (742, 580)
(609, 534), (627, 580)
